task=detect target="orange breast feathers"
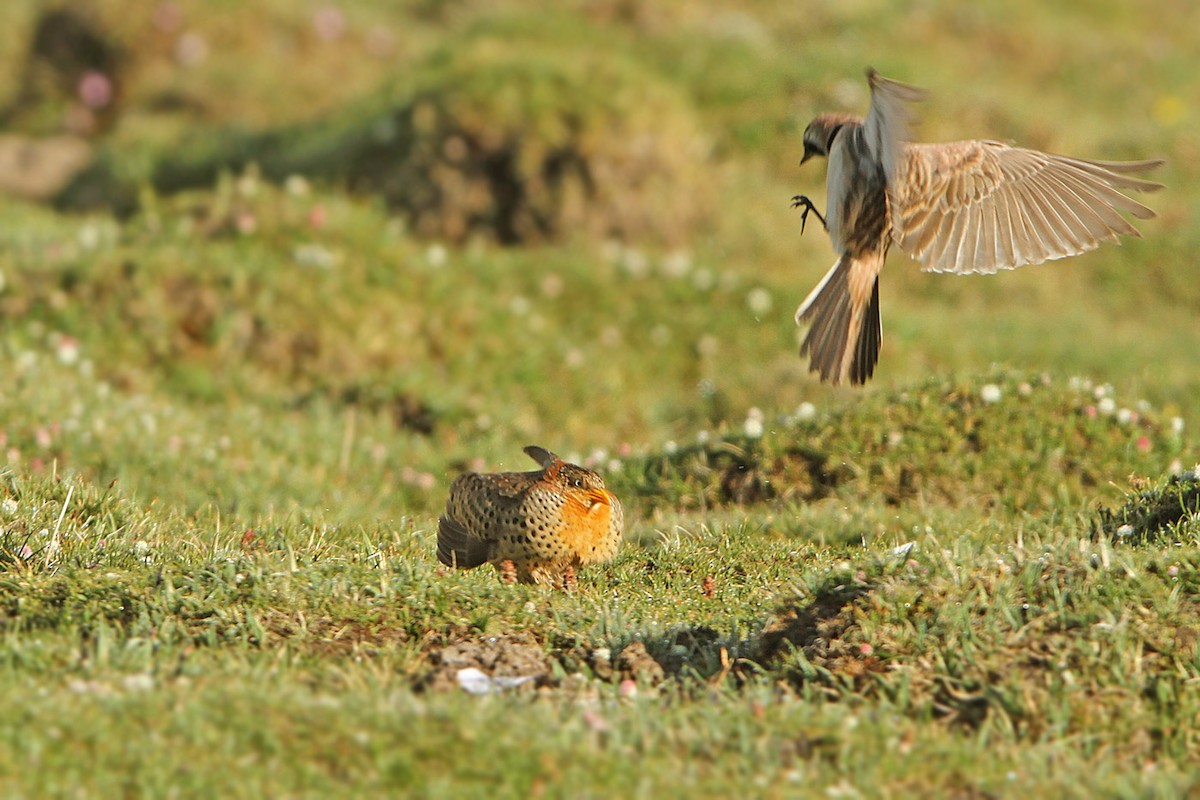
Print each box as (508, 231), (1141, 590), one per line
(557, 486), (621, 564)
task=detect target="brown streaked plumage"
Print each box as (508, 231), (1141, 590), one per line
(792, 69), (1164, 386)
(437, 446), (623, 587)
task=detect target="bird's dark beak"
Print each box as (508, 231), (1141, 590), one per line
(800, 147), (815, 166)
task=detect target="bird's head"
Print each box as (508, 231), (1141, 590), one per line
(801, 112), (861, 165)
(556, 464), (615, 512)
(524, 445), (617, 512)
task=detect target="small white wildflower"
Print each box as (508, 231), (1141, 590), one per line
(980, 383), (1002, 404)
(1097, 397), (1116, 416)
(1116, 524), (1134, 538)
(697, 430), (710, 445)
(292, 243), (337, 270)
(607, 458), (623, 473)
(509, 295), (531, 316)
(564, 348), (585, 369)
(663, 440), (678, 455)
(68, 680), (108, 695)
(54, 335), (80, 365)
(175, 32), (209, 66)
(1, 498), (17, 515)
(284, 175), (311, 196)
(1093, 384), (1109, 400)
(122, 674), (154, 693)
(746, 287), (772, 316)
(691, 268), (716, 291)
(1171, 417), (1185, 436)
(236, 172), (259, 198)
(1116, 408), (1132, 425)
(795, 401), (817, 422)
(600, 240), (622, 263)
(744, 412), (764, 439)
(621, 248), (648, 278)
(77, 224), (101, 251)
(133, 540), (151, 555)
(695, 335), (719, 357)
(1017, 381), (1032, 397)
(661, 250), (692, 278)
(426, 244), (447, 268)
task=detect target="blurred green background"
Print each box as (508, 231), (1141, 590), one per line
(1, 1), (1198, 795)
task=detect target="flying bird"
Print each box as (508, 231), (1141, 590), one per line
(437, 446), (624, 587)
(791, 68), (1163, 385)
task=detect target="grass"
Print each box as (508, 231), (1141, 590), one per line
(1, 0), (1199, 796)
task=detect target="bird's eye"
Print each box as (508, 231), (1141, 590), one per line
(571, 478), (583, 488)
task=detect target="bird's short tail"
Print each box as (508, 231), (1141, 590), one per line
(795, 253), (883, 386)
(437, 515), (489, 569)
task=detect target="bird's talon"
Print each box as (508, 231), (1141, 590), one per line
(790, 194), (827, 235)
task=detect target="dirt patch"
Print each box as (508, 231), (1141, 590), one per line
(262, 613), (412, 658)
(421, 632), (555, 692)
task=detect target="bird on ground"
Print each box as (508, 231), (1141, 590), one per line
(437, 446), (623, 587)
(791, 68), (1164, 386)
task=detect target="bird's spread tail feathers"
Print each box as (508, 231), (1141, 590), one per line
(437, 515), (489, 569)
(796, 253), (883, 386)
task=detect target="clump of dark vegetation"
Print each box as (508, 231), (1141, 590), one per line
(1097, 468), (1200, 544)
(59, 17), (714, 246)
(379, 20), (713, 245)
(619, 373), (1177, 516)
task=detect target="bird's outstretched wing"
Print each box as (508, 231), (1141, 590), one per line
(862, 68), (926, 187)
(890, 140), (1163, 274)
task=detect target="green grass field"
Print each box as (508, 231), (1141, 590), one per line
(1, 1), (1199, 796)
